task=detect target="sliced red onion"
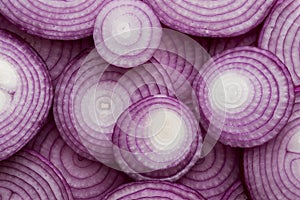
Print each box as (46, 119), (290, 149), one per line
(27, 117), (129, 200)
(0, 29), (52, 161)
(0, 14), (93, 86)
(93, 0), (162, 68)
(53, 49), (172, 167)
(194, 46), (294, 147)
(0, 0), (107, 40)
(259, 0), (300, 86)
(104, 181), (206, 200)
(221, 181), (247, 200)
(0, 150), (73, 199)
(112, 95), (202, 181)
(243, 116), (300, 199)
(178, 142), (244, 200)
(144, 0), (276, 37)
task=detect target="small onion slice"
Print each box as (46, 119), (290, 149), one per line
(94, 0), (162, 68)
(194, 46), (294, 147)
(0, 0), (107, 40)
(259, 0), (300, 86)
(112, 95), (202, 181)
(104, 181), (206, 200)
(0, 29), (52, 161)
(27, 116), (129, 200)
(0, 150), (73, 200)
(144, 0), (276, 37)
(243, 116), (300, 199)
(178, 142), (245, 200)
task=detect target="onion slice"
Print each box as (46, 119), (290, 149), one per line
(194, 46), (294, 147)
(93, 0), (162, 68)
(0, 0), (107, 40)
(144, 0), (276, 37)
(0, 150), (73, 200)
(112, 95), (202, 181)
(104, 181), (206, 200)
(27, 116), (129, 200)
(0, 29), (52, 161)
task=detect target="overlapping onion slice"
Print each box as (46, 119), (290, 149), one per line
(144, 0), (276, 37)
(27, 116), (129, 200)
(259, 0), (300, 86)
(112, 95), (202, 181)
(0, 29), (52, 161)
(53, 49), (172, 167)
(0, 14), (93, 86)
(222, 181), (247, 200)
(94, 0), (162, 68)
(243, 114), (300, 199)
(104, 181), (206, 200)
(0, 0), (107, 40)
(178, 142), (245, 200)
(0, 150), (73, 200)
(194, 46), (294, 147)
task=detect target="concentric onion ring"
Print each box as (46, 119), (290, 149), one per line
(194, 46), (294, 147)
(222, 181), (247, 200)
(94, 0), (162, 68)
(0, 29), (52, 161)
(0, 0), (107, 40)
(259, 0), (300, 86)
(112, 95), (202, 181)
(0, 150), (73, 200)
(27, 117), (129, 200)
(104, 181), (206, 200)
(144, 0), (276, 37)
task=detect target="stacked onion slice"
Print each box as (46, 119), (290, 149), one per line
(243, 114), (300, 199)
(104, 181), (206, 200)
(144, 0), (276, 37)
(54, 49), (172, 166)
(94, 0), (162, 68)
(0, 0), (107, 40)
(0, 29), (52, 161)
(112, 95), (202, 181)
(259, 0), (300, 86)
(194, 46), (294, 147)
(27, 117), (129, 200)
(178, 142), (245, 200)
(0, 150), (73, 199)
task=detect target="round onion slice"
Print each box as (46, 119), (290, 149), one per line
(178, 142), (245, 200)
(112, 95), (202, 181)
(0, 150), (73, 199)
(0, 29), (52, 161)
(94, 0), (162, 68)
(104, 181), (206, 200)
(194, 46), (294, 147)
(259, 0), (300, 86)
(0, 0), (107, 40)
(144, 0), (276, 37)
(27, 116), (129, 200)
(0, 14), (93, 86)
(53, 49), (172, 167)
(243, 116), (300, 199)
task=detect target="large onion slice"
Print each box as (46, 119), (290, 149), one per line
(0, 150), (73, 199)
(144, 0), (276, 37)
(0, 0), (107, 40)
(27, 116), (129, 200)
(104, 181), (206, 200)
(194, 46), (294, 147)
(94, 0), (162, 68)
(112, 95), (202, 181)
(178, 142), (245, 200)
(243, 116), (300, 199)
(0, 29), (52, 161)
(53, 49), (172, 167)
(259, 0), (300, 86)
(0, 15), (93, 86)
